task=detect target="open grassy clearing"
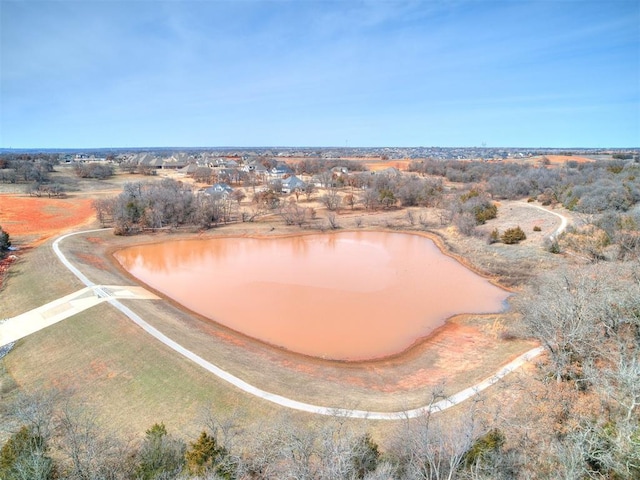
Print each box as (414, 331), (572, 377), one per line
(3, 301), (289, 437)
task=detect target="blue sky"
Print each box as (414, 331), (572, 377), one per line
(1, 0), (638, 148)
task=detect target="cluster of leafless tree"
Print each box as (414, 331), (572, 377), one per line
(409, 158), (640, 215)
(243, 172), (446, 230)
(552, 207), (640, 262)
(73, 163), (115, 180)
(5, 259), (638, 477)
(314, 174), (444, 213)
(93, 179), (238, 234)
(509, 261), (640, 479)
(0, 154), (57, 185)
(0, 387), (536, 480)
(0, 155), (113, 199)
(407, 158), (640, 258)
(294, 158), (369, 176)
(25, 182), (66, 198)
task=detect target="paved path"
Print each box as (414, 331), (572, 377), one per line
(1, 287), (103, 346)
(0, 285), (157, 346)
(7, 228), (545, 419)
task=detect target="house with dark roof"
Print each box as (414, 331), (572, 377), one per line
(242, 162), (268, 175)
(281, 175), (306, 194)
(269, 163), (294, 178)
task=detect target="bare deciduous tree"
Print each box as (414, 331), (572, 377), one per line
(57, 404), (131, 480)
(326, 212), (340, 230)
(303, 182), (316, 202)
(280, 201), (312, 227)
(321, 188), (342, 212)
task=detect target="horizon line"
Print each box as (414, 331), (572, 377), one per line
(1, 146), (638, 152)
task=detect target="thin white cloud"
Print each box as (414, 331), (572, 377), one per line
(1, 0), (638, 147)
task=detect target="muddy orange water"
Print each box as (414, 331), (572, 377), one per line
(115, 232), (509, 360)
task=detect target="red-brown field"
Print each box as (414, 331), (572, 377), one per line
(364, 158), (412, 171)
(544, 154), (594, 164)
(0, 194), (95, 244)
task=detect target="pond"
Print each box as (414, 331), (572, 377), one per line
(114, 232), (509, 360)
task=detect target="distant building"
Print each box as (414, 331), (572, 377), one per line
(281, 175), (306, 194)
(204, 183), (233, 196)
(269, 163), (294, 178)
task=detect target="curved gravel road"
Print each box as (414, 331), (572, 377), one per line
(516, 201), (569, 240)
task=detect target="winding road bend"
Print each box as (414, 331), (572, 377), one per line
(6, 205), (565, 419)
(516, 201), (570, 240)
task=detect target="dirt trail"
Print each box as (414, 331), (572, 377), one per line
(517, 201), (569, 240)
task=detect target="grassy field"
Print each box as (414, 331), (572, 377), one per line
(0, 167), (567, 443)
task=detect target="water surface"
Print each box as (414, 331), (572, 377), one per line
(115, 232), (508, 360)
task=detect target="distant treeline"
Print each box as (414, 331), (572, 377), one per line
(0, 154), (58, 184)
(409, 158), (640, 213)
(293, 158), (369, 175)
(0, 154), (115, 198)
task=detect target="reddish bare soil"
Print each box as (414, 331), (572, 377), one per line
(544, 155), (593, 164)
(76, 252), (109, 270)
(362, 158), (412, 171)
(0, 194), (95, 244)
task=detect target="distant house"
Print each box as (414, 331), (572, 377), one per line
(331, 166), (349, 176)
(242, 161), (268, 175)
(205, 157), (224, 168)
(224, 159), (238, 168)
(281, 175), (306, 194)
(162, 153), (192, 169)
(203, 183), (233, 196)
(136, 153), (162, 169)
(179, 163), (199, 175)
(208, 157), (238, 169)
(269, 163), (294, 179)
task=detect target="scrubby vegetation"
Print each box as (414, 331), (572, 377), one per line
(73, 162), (114, 180)
(0, 226), (10, 256)
(3, 280), (639, 480)
(0, 153), (58, 185)
(25, 182), (66, 198)
(500, 226), (527, 244)
(409, 157), (640, 214)
(92, 179), (238, 234)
